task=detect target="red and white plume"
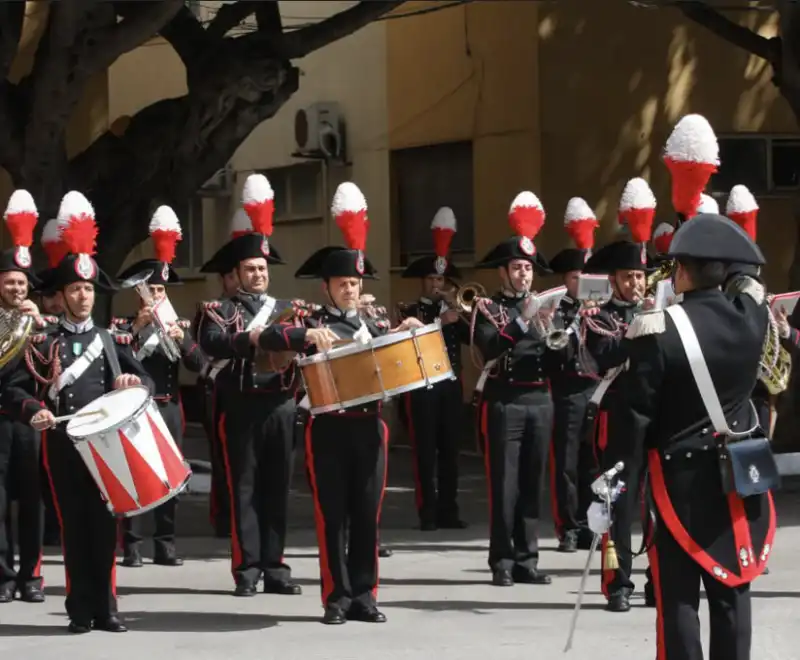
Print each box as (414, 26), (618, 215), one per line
(41, 218), (67, 267)
(332, 182), (369, 251)
(508, 191), (545, 239)
(663, 114), (719, 218)
(653, 222), (674, 255)
(697, 193), (719, 215)
(726, 184), (759, 241)
(149, 205), (183, 265)
(230, 208), (252, 239)
(618, 178), (656, 243)
(3, 189), (38, 267)
(431, 207), (457, 274)
(242, 173), (274, 237)
(57, 191), (97, 256)
(564, 197), (598, 252)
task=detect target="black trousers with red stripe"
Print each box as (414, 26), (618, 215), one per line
(207, 382), (231, 534)
(406, 378), (462, 524)
(648, 510), (751, 660)
(121, 400), (182, 557)
(549, 380), (596, 539)
(0, 416), (44, 590)
(483, 387), (552, 572)
(221, 392), (295, 587)
(43, 430), (118, 622)
(305, 410), (387, 610)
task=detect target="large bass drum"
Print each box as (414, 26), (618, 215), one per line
(296, 321), (454, 415)
(66, 385), (192, 517)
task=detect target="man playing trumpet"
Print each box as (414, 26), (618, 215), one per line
(396, 207), (469, 531)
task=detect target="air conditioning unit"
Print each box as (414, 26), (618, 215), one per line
(294, 102), (346, 162)
(199, 164), (234, 197)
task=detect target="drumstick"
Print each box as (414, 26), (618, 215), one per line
(51, 408), (109, 425)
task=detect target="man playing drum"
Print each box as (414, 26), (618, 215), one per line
(253, 182), (423, 625)
(2, 191), (151, 634)
(197, 175), (305, 598)
(113, 206), (205, 568)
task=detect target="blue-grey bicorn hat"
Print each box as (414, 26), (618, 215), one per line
(668, 213), (765, 266)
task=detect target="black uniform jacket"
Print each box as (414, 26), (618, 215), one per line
(397, 297), (469, 376)
(549, 295), (595, 389)
(2, 320), (153, 425)
(582, 297), (640, 375)
(257, 305), (391, 413)
(471, 291), (553, 399)
(197, 292), (306, 396)
(111, 316), (205, 399)
(614, 285), (775, 587)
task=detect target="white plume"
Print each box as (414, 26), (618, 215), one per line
(726, 185), (758, 215)
(41, 218), (61, 244)
(149, 205), (182, 236)
(331, 182), (367, 216)
(4, 190), (37, 219)
(431, 207), (457, 231)
(664, 114), (720, 165)
(564, 197), (596, 224)
(242, 173), (274, 205)
(619, 178), (657, 211)
(56, 191), (95, 228)
(653, 222), (674, 239)
(509, 190), (543, 213)
(697, 193), (719, 214)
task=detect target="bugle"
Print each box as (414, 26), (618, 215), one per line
(123, 270), (182, 362)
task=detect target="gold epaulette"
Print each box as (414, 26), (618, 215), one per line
(625, 310), (666, 339)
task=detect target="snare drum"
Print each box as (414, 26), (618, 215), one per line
(66, 385), (192, 517)
(296, 321), (454, 415)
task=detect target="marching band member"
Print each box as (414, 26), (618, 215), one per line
(197, 175), (302, 598)
(113, 206), (204, 567)
(2, 191), (152, 633)
(0, 191), (48, 604)
(254, 182), (423, 625)
(397, 207), (469, 531)
(470, 191), (554, 588)
(582, 177), (657, 612)
(617, 214), (774, 660)
(546, 198), (598, 552)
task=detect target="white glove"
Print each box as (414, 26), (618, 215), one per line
(521, 295), (541, 321)
(587, 501), (611, 536)
(353, 324), (372, 345)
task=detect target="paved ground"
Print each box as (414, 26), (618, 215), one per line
(1, 446), (799, 659)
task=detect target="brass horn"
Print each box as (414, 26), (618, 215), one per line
(0, 308), (33, 369)
(455, 282), (487, 314)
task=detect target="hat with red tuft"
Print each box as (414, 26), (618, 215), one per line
(474, 191), (550, 273)
(652, 222), (675, 255)
(201, 173), (285, 275)
(0, 189), (41, 285)
(618, 178), (656, 243)
(663, 114), (719, 218)
(549, 197), (599, 274)
(725, 185), (758, 241)
(50, 191), (116, 292)
(296, 182), (378, 280)
(117, 205), (184, 286)
(400, 207), (462, 279)
(696, 193), (719, 216)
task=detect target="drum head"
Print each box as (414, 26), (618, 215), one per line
(66, 385), (150, 439)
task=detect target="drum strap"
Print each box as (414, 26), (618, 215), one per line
(208, 296), (277, 382)
(99, 329), (122, 380)
(589, 364), (625, 406)
(48, 333), (105, 401)
(135, 329), (160, 361)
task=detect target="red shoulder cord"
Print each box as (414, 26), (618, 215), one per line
(468, 297), (509, 371)
(24, 342), (62, 387)
(578, 313), (626, 381)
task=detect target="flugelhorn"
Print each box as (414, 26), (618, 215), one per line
(438, 282), (486, 315)
(121, 269), (182, 362)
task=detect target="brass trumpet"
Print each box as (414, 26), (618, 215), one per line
(453, 282), (487, 314)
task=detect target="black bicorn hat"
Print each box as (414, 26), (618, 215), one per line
(117, 205), (186, 286)
(668, 213), (765, 266)
(583, 239), (657, 275)
(548, 248), (589, 275)
(295, 182), (378, 280)
(474, 191), (552, 275)
(1, 189), (41, 287)
(401, 207), (461, 279)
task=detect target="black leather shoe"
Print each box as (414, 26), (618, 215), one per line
(94, 616), (128, 632)
(436, 517), (469, 530)
(0, 582), (15, 603)
(347, 604), (387, 623)
(153, 555), (184, 567)
(558, 531), (578, 553)
(19, 584), (45, 603)
(512, 567), (552, 585)
(263, 579), (302, 595)
(606, 588), (632, 612)
(68, 620), (92, 634)
(234, 582), (257, 597)
(121, 550), (143, 568)
(378, 546), (393, 558)
(322, 605), (346, 625)
(492, 569), (513, 587)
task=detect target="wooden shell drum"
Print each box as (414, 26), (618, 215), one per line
(296, 321), (454, 415)
(66, 385), (192, 517)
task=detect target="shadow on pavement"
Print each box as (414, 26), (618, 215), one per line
(382, 599), (608, 612)
(0, 624), (72, 636)
(120, 610), (318, 632)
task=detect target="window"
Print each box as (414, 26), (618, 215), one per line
(710, 135), (799, 195)
(173, 195), (204, 271)
(391, 141), (475, 266)
(258, 162), (323, 222)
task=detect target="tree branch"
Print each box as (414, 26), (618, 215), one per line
(159, 5), (213, 70)
(676, 1), (780, 63)
(206, 1), (258, 40)
(88, 0), (184, 73)
(279, 0), (405, 60)
(0, 2), (25, 82)
(255, 1), (282, 36)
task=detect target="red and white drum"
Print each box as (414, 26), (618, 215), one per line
(66, 385), (191, 517)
